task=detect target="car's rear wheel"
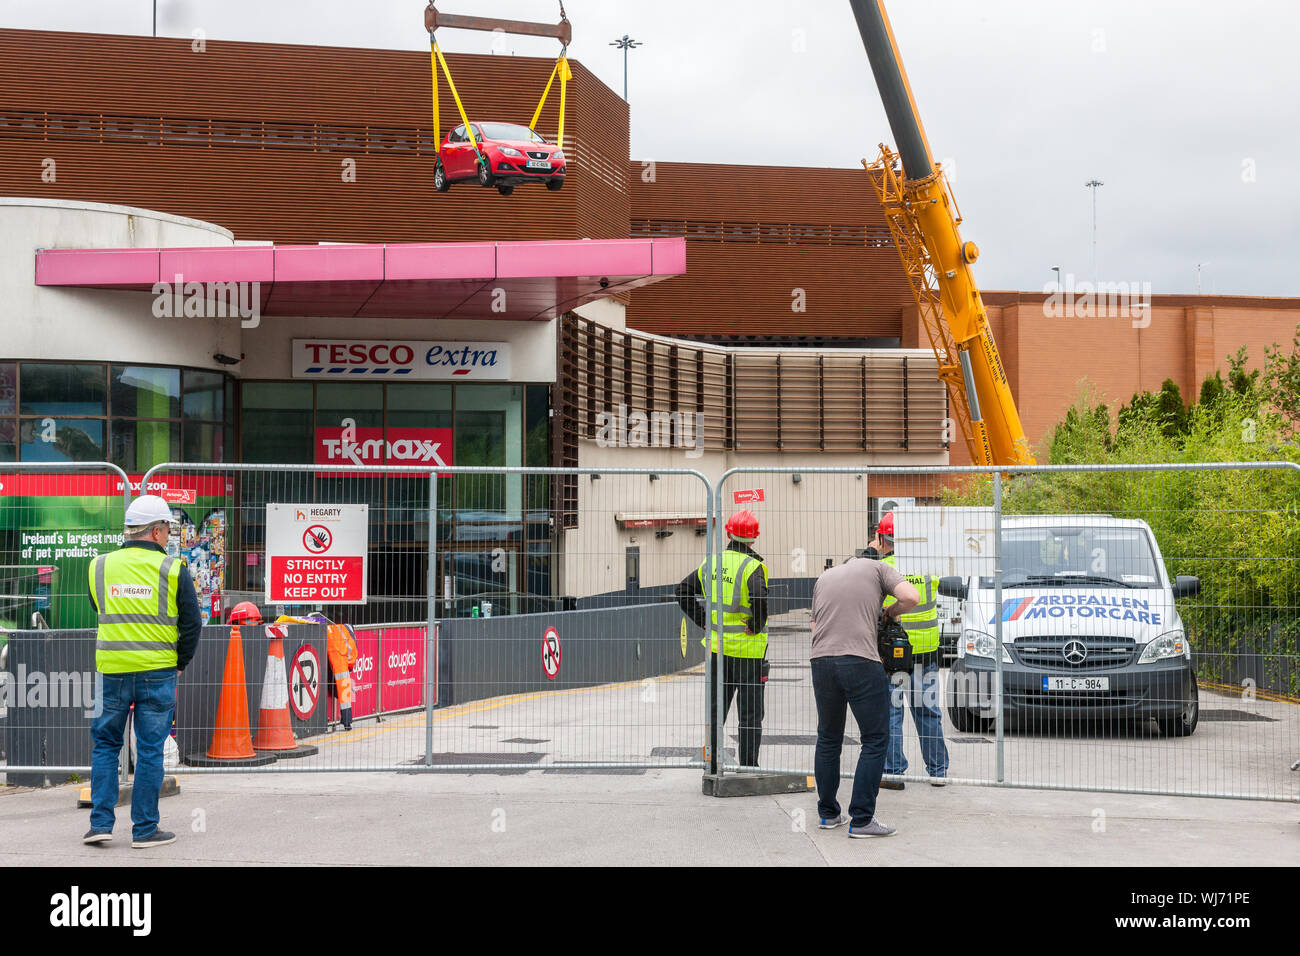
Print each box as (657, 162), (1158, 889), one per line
(434, 161), (449, 192)
(546, 178), (565, 192)
(1157, 676), (1199, 737)
(497, 184), (514, 196)
(477, 157), (495, 187)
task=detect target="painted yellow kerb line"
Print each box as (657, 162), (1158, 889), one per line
(316, 666), (706, 749)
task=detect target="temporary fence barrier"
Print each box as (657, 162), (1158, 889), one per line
(713, 462), (1300, 803)
(0, 463), (132, 784)
(106, 463), (714, 774)
(5, 459), (1297, 804)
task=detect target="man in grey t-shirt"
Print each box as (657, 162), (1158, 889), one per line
(809, 557), (919, 837)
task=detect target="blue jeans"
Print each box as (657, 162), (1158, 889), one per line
(885, 657), (949, 777)
(90, 670), (176, 840)
(811, 655), (890, 827)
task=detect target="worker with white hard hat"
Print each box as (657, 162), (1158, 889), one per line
(83, 493), (202, 850)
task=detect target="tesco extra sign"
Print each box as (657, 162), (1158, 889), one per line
(293, 340), (511, 381)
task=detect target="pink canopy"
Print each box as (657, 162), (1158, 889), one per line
(34, 237), (686, 321)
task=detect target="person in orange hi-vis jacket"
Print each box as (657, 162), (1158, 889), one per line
(325, 622), (359, 730)
(276, 614), (359, 731)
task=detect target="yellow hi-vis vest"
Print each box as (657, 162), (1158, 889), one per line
(697, 548), (768, 658)
(89, 546), (183, 674)
(882, 554), (941, 654)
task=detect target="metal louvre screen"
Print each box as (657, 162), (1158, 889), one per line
(713, 463), (1300, 803)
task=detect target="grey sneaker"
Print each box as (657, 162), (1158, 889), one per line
(930, 776), (947, 787)
(131, 830), (177, 849)
(849, 818), (897, 838)
(83, 828), (112, 845)
(818, 813), (848, 829)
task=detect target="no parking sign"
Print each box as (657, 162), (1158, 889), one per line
(289, 644), (321, 719)
(542, 627), (561, 681)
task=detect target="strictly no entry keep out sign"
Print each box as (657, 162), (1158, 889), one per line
(265, 503), (369, 604)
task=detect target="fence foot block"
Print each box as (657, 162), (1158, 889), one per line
(183, 752), (277, 768)
(702, 772), (809, 797)
(77, 775), (181, 809)
(254, 745), (318, 760)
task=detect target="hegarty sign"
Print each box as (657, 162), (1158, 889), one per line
(293, 340), (511, 380)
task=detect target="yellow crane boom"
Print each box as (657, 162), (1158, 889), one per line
(850, 0), (1034, 466)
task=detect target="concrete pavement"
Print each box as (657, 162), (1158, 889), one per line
(1, 766), (1297, 866)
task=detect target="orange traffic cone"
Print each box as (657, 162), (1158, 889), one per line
(185, 616), (275, 767)
(253, 624), (318, 759)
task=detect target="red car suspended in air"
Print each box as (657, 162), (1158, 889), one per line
(434, 121), (567, 196)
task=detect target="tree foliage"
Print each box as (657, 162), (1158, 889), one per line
(942, 326), (1300, 694)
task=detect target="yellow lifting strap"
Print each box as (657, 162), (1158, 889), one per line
(529, 54), (572, 147)
(429, 36), (480, 153)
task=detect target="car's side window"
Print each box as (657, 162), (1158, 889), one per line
(450, 126), (465, 144)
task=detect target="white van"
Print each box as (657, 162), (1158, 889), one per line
(944, 516), (1201, 736)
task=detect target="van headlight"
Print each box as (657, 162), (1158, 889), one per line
(1138, 630), (1187, 663)
(964, 629), (1012, 663)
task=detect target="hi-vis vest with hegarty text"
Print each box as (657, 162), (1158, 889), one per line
(88, 547), (183, 674)
(882, 554), (941, 654)
(696, 549), (768, 658)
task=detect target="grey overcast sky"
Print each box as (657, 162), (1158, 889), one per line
(4, 0), (1298, 296)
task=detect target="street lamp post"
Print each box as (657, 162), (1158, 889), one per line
(1085, 179), (1104, 287)
(609, 35), (642, 101)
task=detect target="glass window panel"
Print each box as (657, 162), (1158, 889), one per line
(183, 422), (226, 463)
(455, 385), (522, 521)
(242, 382), (312, 410)
(111, 366), (180, 419)
(20, 418), (106, 462)
(0, 363), (17, 416)
(183, 370), (225, 421)
(316, 383), (382, 429)
(387, 384), (452, 427)
(242, 409), (313, 463)
(111, 419), (180, 472)
(20, 364), (106, 417)
(0, 419), (15, 462)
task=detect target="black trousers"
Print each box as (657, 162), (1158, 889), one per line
(709, 653), (765, 767)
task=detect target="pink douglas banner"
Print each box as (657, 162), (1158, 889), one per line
(347, 625), (433, 720)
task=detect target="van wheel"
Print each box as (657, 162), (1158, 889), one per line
(947, 673), (995, 733)
(1157, 677), (1199, 737)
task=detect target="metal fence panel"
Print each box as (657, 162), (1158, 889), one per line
(0, 463), (131, 784)
(77, 463), (714, 774)
(715, 463), (1300, 803)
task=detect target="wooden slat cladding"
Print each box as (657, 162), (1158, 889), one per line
(626, 161), (914, 337)
(0, 29), (628, 243)
(558, 315), (948, 456)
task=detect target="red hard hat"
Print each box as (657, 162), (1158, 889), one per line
(877, 511), (895, 537)
(725, 509), (760, 541)
(228, 601), (262, 625)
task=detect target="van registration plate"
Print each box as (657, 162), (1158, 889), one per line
(1043, 676), (1110, 691)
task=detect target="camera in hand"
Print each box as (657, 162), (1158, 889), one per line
(878, 612), (913, 673)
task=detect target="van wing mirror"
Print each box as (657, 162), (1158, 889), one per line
(938, 576), (967, 600)
(1173, 575), (1201, 598)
